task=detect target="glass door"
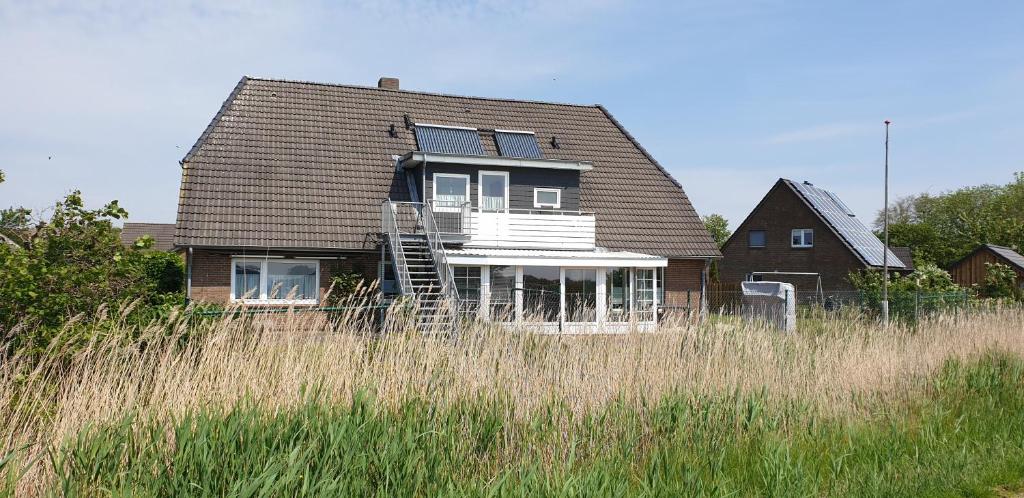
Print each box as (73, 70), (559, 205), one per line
(479, 171), (508, 212)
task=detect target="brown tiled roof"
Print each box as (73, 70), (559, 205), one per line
(890, 246), (914, 271)
(175, 77), (720, 258)
(121, 223), (176, 251)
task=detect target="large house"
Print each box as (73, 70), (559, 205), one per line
(718, 179), (910, 295)
(174, 76), (720, 331)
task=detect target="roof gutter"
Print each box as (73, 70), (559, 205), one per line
(399, 151), (593, 172)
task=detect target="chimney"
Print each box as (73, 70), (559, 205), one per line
(378, 77), (399, 90)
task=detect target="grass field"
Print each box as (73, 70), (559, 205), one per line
(2, 306), (1023, 496)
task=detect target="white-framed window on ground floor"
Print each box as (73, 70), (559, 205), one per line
(489, 265), (517, 322)
(522, 266), (560, 323)
(453, 266), (481, 310)
(564, 268), (597, 322)
(656, 267), (665, 306)
(634, 268), (655, 321)
(606, 267), (630, 322)
(232, 258), (319, 304)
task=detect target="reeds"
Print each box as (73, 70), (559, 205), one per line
(1, 300), (1022, 494)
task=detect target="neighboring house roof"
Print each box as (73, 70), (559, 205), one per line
(121, 223), (176, 251)
(953, 244), (1024, 273)
(890, 247), (914, 271)
(782, 179), (908, 269)
(175, 76), (720, 258)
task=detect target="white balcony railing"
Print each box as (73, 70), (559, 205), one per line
(429, 201), (596, 250)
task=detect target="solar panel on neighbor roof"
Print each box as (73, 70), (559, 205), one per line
(789, 180), (906, 268)
(495, 131), (544, 159)
(414, 124), (485, 155)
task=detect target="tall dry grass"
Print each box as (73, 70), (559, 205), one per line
(1, 301), (1022, 494)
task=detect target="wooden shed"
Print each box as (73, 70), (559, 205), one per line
(949, 244), (1024, 290)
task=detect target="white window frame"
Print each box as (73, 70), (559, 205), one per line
(432, 173), (471, 213)
(230, 258), (320, 305)
(478, 170), (510, 213)
(533, 188), (562, 209)
(791, 229), (814, 248)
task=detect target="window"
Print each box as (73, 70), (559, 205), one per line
(433, 173), (470, 211)
(749, 230), (766, 248)
(232, 258), (319, 303)
(564, 268), (597, 322)
(791, 229), (814, 248)
(489, 265), (516, 322)
(634, 268), (655, 321)
(606, 267), (630, 321)
(656, 267), (665, 306)
(479, 171), (509, 212)
(522, 266), (560, 322)
(533, 188), (561, 209)
(452, 266), (481, 309)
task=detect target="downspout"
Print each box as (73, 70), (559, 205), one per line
(186, 246), (193, 305)
(700, 258), (711, 321)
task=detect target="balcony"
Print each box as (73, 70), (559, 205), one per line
(431, 201), (596, 250)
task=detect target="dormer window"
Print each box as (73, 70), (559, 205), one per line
(434, 173), (470, 212)
(791, 229), (813, 248)
(479, 171), (509, 212)
(534, 188), (561, 209)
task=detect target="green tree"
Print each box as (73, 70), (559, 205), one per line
(877, 173), (1024, 267)
(0, 189), (183, 352)
(702, 214), (731, 248)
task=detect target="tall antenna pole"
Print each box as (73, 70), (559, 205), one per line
(881, 120), (891, 329)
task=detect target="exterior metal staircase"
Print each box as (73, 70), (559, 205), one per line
(381, 200), (462, 332)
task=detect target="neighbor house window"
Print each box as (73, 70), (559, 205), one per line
(791, 229), (814, 248)
(656, 267), (665, 306)
(232, 258), (319, 303)
(433, 173), (470, 211)
(749, 230), (766, 248)
(479, 171), (509, 212)
(533, 188), (561, 209)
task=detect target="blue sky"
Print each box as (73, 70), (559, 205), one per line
(1, 0), (1021, 230)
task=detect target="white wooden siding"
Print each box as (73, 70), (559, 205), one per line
(463, 212), (596, 250)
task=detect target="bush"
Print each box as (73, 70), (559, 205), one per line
(848, 263), (966, 318)
(983, 262), (1020, 300)
(0, 191), (184, 353)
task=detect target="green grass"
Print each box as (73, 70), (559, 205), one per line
(23, 354), (1024, 497)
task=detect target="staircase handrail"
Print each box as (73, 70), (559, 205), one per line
(421, 202), (461, 304)
(381, 200), (414, 295)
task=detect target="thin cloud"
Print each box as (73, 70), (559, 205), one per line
(760, 122), (873, 145)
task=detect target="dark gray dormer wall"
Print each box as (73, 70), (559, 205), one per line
(422, 163), (581, 211)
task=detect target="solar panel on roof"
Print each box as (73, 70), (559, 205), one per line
(414, 124), (485, 155)
(494, 131), (544, 158)
(788, 180), (906, 268)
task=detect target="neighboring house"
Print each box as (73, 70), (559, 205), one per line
(174, 76), (720, 331)
(120, 223), (177, 251)
(949, 244), (1024, 290)
(718, 179), (910, 295)
(890, 246), (915, 272)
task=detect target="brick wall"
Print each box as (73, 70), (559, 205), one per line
(717, 181), (866, 293)
(663, 258), (706, 314)
(188, 249), (382, 305)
